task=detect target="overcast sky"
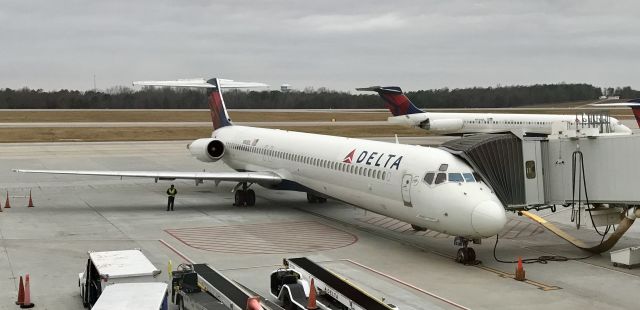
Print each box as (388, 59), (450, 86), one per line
(1, 0), (639, 92)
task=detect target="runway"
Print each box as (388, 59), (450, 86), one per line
(1, 141), (640, 309)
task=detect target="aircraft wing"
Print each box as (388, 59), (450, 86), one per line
(12, 169), (282, 185)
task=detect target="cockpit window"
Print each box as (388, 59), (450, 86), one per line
(435, 173), (446, 184)
(448, 173), (464, 183)
(438, 164), (448, 171)
(473, 172), (482, 182)
(424, 172), (435, 184)
(463, 173), (475, 182)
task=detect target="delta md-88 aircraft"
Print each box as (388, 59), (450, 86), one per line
(15, 78), (507, 264)
(358, 86), (636, 136)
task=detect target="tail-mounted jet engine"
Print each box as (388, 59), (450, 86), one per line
(187, 138), (225, 162)
(419, 118), (464, 131)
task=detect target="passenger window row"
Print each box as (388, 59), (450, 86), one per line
(228, 143), (388, 181)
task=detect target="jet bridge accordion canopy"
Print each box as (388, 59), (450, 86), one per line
(440, 134), (525, 206)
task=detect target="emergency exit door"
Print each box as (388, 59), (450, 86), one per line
(401, 174), (412, 207)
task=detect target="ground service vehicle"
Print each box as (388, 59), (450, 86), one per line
(270, 257), (398, 310)
(171, 263), (283, 310)
(91, 282), (169, 310)
(78, 249), (161, 308)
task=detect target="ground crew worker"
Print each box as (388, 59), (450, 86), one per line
(166, 184), (177, 211)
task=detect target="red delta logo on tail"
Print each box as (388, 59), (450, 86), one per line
(343, 149), (356, 163)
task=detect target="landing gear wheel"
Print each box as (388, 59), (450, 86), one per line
(234, 190), (246, 206)
(456, 248), (467, 264)
(467, 247), (476, 262)
(307, 192), (318, 203)
(246, 189), (256, 206)
(411, 224), (427, 231)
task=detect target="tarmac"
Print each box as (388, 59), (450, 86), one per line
(1, 140), (640, 310)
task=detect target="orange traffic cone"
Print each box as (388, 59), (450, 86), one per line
(15, 276), (24, 305)
(307, 278), (318, 310)
(20, 274), (34, 308)
(514, 256), (526, 281)
(27, 190), (34, 208)
(4, 191), (10, 209)
(246, 296), (261, 310)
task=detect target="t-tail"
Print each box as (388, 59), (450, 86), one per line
(133, 78), (268, 130)
(357, 86), (423, 116)
(590, 98), (640, 128)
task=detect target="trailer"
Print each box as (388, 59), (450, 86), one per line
(270, 257), (399, 310)
(171, 263), (283, 310)
(78, 249), (161, 308)
(91, 282), (169, 310)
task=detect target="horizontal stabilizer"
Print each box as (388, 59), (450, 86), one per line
(133, 78), (268, 89)
(356, 86), (403, 93)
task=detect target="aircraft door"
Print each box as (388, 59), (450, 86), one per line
(401, 174), (412, 207)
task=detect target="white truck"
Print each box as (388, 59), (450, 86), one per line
(78, 249), (162, 308)
(91, 282), (169, 310)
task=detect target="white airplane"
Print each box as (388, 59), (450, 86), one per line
(14, 77), (507, 264)
(357, 86), (635, 136)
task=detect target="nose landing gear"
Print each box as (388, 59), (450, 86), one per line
(454, 237), (478, 265)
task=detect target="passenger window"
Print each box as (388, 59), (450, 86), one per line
(463, 173), (475, 182)
(448, 173), (464, 183)
(424, 172), (435, 184)
(435, 173), (446, 184)
(438, 164), (448, 171)
(526, 160), (536, 179)
(382, 171), (386, 180)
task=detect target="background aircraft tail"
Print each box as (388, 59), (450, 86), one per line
(591, 99), (640, 128)
(133, 78), (267, 130)
(356, 86), (423, 116)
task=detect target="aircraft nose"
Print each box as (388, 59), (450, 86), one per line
(471, 200), (507, 237)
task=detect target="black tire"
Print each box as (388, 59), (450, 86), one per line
(456, 248), (467, 264)
(467, 248), (476, 262)
(235, 190), (246, 206)
(246, 189), (256, 206)
(307, 192), (318, 203)
(411, 224), (427, 231)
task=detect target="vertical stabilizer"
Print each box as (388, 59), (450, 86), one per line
(356, 86), (423, 116)
(133, 78), (267, 130)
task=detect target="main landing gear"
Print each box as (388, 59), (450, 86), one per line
(454, 237), (478, 265)
(306, 192), (327, 204)
(233, 182), (255, 207)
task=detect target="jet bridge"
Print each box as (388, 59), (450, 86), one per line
(440, 129), (640, 252)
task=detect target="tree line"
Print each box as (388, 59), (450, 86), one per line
(0, 83), (637, 109)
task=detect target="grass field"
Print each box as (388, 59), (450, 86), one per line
(0, 111), (389, 122)
(0, 108), (632, 142)
(0, 108), (632, 123)
(0, 125), (429, 143)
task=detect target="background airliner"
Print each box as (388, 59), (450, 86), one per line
(14, 77), (507, 264)
(358, 86), (635, 136)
